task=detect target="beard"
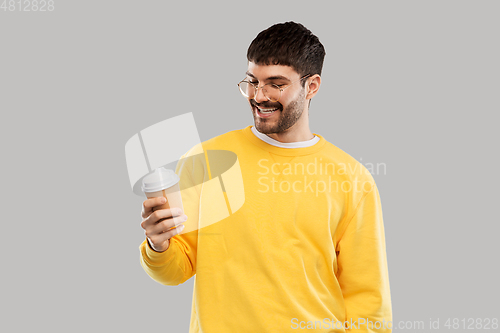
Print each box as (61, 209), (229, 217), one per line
(250, 89), (306, 135)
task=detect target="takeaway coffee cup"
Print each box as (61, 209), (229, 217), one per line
(141, 167), (184, 214)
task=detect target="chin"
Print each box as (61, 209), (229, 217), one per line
(254, 122), (277, 134)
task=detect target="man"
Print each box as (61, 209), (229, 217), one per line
(139, 22), (392, 332)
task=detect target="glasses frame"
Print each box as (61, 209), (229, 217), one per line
(237, 74), (312, 102)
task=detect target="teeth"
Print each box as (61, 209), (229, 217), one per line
(258, 108), (278, 113)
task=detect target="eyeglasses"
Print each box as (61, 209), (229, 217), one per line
(237, 74), (311, 103)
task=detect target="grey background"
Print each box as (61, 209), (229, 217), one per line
(1, 0), (498, 332)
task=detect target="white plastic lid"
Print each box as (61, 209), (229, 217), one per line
(141, 167), (180, 193)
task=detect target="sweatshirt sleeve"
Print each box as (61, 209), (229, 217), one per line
(139, 151), (203, 286)
(336, 182), (392, 332)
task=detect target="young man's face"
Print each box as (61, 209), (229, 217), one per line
(245, 62), (308, 135)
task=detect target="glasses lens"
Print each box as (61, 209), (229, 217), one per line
(239, 82), (254, 98)
(262, 84), (281, 102)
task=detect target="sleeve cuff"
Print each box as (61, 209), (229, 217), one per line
(140, 238), (176, 266)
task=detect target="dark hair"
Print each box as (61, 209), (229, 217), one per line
(247, 21), (326, 85)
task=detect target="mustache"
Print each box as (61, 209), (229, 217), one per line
(250, 100), (282, 109)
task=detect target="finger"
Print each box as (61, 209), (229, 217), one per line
(150, 214), (188, 235)
(150, 224), (185, 245)
(141, 197), (167, 218)
(142, 209), (185, 229)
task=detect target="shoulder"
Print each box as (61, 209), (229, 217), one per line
(182, 127), (246, 156)
(202, 128), (246, 149)
(319, 137), (376, 185)
(177, 128), (246, 182)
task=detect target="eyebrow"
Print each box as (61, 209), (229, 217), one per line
(245, 72), (291, 82)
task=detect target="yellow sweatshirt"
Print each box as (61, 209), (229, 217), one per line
(139, 126), (392, 332)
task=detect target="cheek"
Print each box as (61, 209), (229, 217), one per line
(282, 95), (302, 111)
(284, 90), (305, 107)
(279, 98), (290, 109)
(280, 92), (297, 107)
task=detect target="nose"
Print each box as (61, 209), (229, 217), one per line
(253, 86), (269, 103)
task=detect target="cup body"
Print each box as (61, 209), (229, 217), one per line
(144, 182), (184, 213)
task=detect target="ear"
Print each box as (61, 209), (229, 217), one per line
(305, 74), (321, 100)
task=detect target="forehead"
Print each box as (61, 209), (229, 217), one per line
(246, 62), (299, 80)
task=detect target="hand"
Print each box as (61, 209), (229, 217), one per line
(140, 197), (187, 253)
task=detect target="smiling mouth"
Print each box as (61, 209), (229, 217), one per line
(252, 102), (281, 115)
(258, 107), (278, 114)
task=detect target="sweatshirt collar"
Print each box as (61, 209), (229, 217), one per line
(243, 126), (326, 156)
(250, 126), (320, 148)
